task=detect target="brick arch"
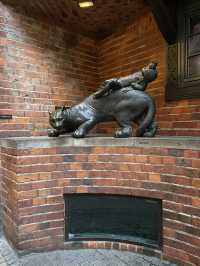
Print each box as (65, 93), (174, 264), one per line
(63, 186), (163, 200)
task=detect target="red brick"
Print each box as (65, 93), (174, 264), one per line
(192, 179), (200, 188)
(149, 173), (161, 182)
(192, 159), (200, 168)
(135, 155), (148, 163)
(184, 150), (200, 159)
(163, 247), (191, 266)
(148, 156), (162, 164)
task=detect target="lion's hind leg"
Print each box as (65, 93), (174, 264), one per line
(114, 114), (133, 138)
(135, 115), (157, 137)
(143, 121), (157, 137)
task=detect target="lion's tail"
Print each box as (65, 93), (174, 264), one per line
(136, 96), (156, 137)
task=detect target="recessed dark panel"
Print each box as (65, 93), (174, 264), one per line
(65, 194), (162, 249)
(189, 35), (200, 55)
(189, 55), (200, 76)
(190, 15), (200, 35)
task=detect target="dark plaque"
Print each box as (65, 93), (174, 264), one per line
(0, 115), (12, 120)
(65, 194), (162, 249)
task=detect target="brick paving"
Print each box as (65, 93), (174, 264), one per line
(0, 237), (20, 266)
(0, 255), (7, 266)
(0, 235), (177, 266)
(0, 212), (176, 266)
(19, 249), (177, 266)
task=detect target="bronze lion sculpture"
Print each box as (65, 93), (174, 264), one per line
(48, 63), (158, 138)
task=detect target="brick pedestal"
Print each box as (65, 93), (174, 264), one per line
(0, 136), (200, 265)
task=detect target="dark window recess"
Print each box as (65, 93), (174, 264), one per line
(65, 194), (162, 249)
(0, 115), (12, 120)
(166, 0), (200, 101)
(189, 55), (200, 76)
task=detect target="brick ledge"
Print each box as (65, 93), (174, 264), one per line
(0, 135), (200, 150)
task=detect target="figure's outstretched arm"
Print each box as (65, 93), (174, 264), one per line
(131, 82), (146, 91)
(93, 81), (110, 99)
(94, 78), (121, 99)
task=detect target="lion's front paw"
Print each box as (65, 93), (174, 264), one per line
(73, 129), (85, 138)
(48, 129), (60, 137)
(114, 127), (132, 138)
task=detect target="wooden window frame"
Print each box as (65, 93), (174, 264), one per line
(166, 1), (200, 101)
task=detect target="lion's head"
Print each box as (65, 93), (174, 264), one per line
(49, 106), (68, 130)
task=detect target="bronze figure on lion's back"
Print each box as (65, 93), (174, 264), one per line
(48, 63), (158, 138)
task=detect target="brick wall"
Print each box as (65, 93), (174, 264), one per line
(1, 4), (200, 139)
(0, 5), (199, 265)
(1, 138), (200, 265)
(0, 3), (200, 138)
(96, 12), (200, 137)
(0, 2), (100, 209)
(0, 3), (99, 138)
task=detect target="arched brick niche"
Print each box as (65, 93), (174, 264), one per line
(0, 136), (199, 265)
